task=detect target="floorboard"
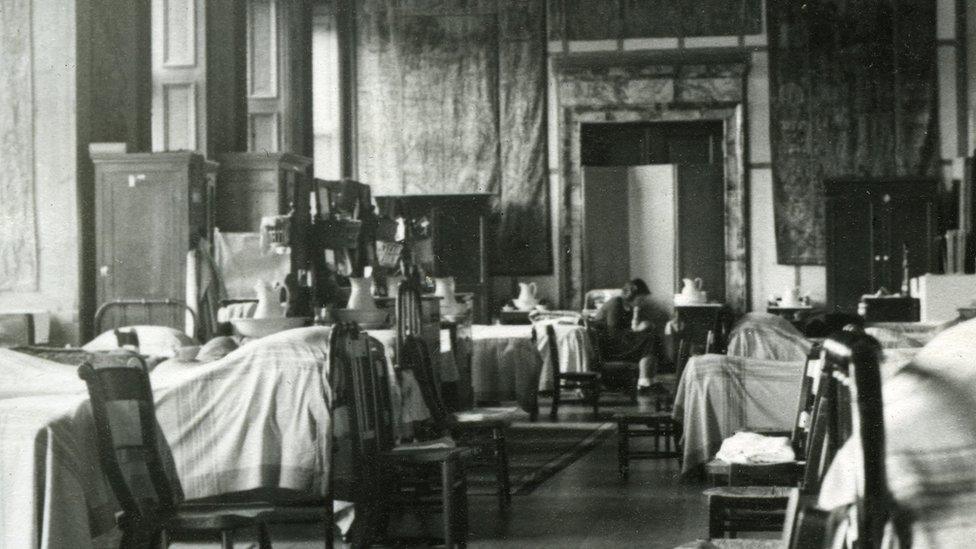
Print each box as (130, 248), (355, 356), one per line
(171, 395), (713, 548)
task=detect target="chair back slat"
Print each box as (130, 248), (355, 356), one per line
(825, 330), (904, 548)
(790, 343), (823, 456)
(395, 278), (424, 364)
(543, 324), (562, 386)
(78, 358), (181, 525)
(331, 323), (396, 468)
(800, 348), (841, 494)
(400, 333), (451, 430)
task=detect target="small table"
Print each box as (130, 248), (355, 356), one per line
(766, 305), (814, 327)
(673, 303), (731, 361)
(498, 310), (531, 325)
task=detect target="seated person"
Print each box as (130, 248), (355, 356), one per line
(592, 279), (661, 392)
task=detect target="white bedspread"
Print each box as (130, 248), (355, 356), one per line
(726, 312), (812, 362)
(532, 321), (593, 392)
(0, 327), (335, 549)
(819, 319), (976, 548)
(469, 324), (543, 414)
(673, 353), (805, 475)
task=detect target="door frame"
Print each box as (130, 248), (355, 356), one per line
(565, 106), (747, 312)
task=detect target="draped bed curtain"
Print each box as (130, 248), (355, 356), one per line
(0, 0), (38, 291)
(356, 0), (550, 275)
(768, 0), (938, 265)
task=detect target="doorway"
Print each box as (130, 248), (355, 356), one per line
(580, 120), (726, 318)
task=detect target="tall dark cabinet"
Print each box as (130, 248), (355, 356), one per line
(376, 194), (491, 323)
(91, 152), (217, 331)
(214, 153), (314, 232)
(824, 178), (938, 313)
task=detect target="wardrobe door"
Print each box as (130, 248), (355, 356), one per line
(825, 191), (874, 313)
(885, 193), (937, 292)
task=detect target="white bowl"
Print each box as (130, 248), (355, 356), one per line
(331, 309), (391, 329)
(230, 317), (309, 338)
(674, 291), (708, 305)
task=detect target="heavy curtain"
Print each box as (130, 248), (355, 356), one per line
(0, 0), (38, 291)
(356, 0), (550, 274)
(768, 0), (938, 265)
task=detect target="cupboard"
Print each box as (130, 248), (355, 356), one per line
(91, 152), (217, 329)
(824, 178), (938, 313)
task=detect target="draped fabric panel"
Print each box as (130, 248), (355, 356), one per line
(768, 0), (938, 265)
(356, 0), (551, 275)
(0, 0), (38, 290)
(548, 0), (764, 40)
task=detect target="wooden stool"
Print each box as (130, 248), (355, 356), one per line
(614, 411), (681, 479)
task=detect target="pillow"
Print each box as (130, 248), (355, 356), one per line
(197, 336), (239, 362)
(83, 326), (197, 358)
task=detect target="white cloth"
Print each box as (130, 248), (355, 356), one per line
(213, 229), (291, 300)
(864, 320), (952, 349)
(532, 321), (592, 391)
(469, 325), (543, 414)
(673, 354), (806, 474)
(0, 327), (335, 549)
(819, 318), (976, 549)
(726, 312), (812, 362)
(365, 329), (435, 436)
(714, 431), (795, 464)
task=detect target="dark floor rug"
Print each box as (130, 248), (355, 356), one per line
(468, 421), (615, 497)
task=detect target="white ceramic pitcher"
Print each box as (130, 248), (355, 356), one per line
(433, 276), (464, 316)
(514, 281), (539, 311)
(347, 277), (378, 310)
(253, 280), (288, 318)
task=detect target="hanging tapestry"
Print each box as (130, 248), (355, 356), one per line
(0, 0), (38, 291)
(768, 0), (938, 265)
(357, 0), (550, 274)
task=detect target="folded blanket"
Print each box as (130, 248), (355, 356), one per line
(714, 431), (796, 464)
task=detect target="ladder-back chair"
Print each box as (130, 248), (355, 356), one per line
(331, 322), (471, 547)
(397, 280), (515, 512)
(79, 357), (331, 549)
(704, 339), (850, 539)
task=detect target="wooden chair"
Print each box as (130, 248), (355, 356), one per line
(583, 319), (637, 404)
(704, 344), (823, 486)
(78, 357), (330, 549)
(544, 322), (603, 419)
(786, 331), (908, 549)
(330, 322), (471, 548)
(397, 281), (515, 513)
(687, 334), (895, 549)
(704, 341), (847, 539)
(610, 329), (686, 480)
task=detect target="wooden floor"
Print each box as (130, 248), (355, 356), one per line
(466, 412), (708, 548)
(173, 396), (712, 548)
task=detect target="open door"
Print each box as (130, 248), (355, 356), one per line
(582, 165), (675, 322)
(675, 164), (725, 304)
(582, 166), (630, 292)
(582, 163), (725, 312)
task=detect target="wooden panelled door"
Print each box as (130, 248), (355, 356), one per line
(581, 120), (726, 308)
